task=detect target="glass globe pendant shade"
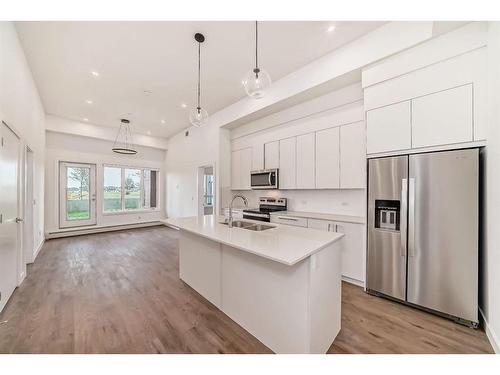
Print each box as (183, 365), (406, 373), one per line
(242, 68), (271, 99)
(189, 106), (209, 127)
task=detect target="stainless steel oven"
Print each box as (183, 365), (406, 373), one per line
(250, 169), (279, 189)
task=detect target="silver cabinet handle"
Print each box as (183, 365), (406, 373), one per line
(327, 223), (331, 231)
(335, 224), (338, 232)
(400, 178), (408, 257)
(15, 217), (23, 223)
(408, 178), (415, 257)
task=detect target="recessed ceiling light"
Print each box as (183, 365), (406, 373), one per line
(83, 118), (89, 122)
(86, 99), (93, 104)
(91, 71), (99, 77)
(327, 25), (336, 33)
(181, 103), (187, 108)
(161, 119), (166, 124)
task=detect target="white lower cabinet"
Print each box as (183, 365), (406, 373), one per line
(270, 215), (308, 228)
(307, 218), (365, 284)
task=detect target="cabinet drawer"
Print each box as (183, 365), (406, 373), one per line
(307, 218), (337, 232)
(270, 215), (308, 227)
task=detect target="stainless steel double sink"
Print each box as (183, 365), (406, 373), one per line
(221, 220), (275, 231)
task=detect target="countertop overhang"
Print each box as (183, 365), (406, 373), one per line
(161, 216), (344, 266)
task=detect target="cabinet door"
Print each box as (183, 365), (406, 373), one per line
(340, 122), (366, 188)
(412, 84), (473, 148)
(296, 133), (315, 189)
(366, 101), (411, 154)
(315, 127), (340, 189)
(264, 141), (279, 169)
(231, 150), (240, 189)
(252, 143), (264, 171)
(308, 218), (335, 232)
(279, 137), (296, 189)
(240, 147), (252, 189)
(335, 222), (365, 283)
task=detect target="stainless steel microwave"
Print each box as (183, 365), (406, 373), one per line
(250, 169), (279, 189)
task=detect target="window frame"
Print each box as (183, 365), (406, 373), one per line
(102, 164), (160, 215)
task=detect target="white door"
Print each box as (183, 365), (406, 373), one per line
(0, 121), (20, 312)
(279, 137), (296, 189)
(59, 162), (97, 228)
(296, 133), (315, 189)
(315, 127), (340, 189)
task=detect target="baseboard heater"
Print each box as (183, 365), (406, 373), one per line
(46, 221), (163, 239)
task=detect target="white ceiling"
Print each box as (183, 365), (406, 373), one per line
(15, 21), (385, 138)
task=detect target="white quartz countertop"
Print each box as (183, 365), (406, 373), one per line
(269, 210), (365, 224)
(161, 216), (344, 266)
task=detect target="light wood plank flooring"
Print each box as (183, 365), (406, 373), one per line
(0, 227), (493, 354)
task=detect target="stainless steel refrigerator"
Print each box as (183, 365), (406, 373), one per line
(367, 148), (479, 327)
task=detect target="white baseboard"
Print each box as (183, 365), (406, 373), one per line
(480, 307), (500, 354)
(32, 238), (45, 262)
(46, 221), (163, 239)
(342, 275), (365, 288)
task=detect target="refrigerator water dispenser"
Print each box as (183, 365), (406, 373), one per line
(374, 200), (400, 231)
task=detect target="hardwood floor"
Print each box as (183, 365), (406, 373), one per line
(0, 226), (493, 354)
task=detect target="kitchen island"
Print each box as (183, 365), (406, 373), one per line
(162, 215), (344, 354)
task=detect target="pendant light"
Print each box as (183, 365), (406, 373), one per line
(112, 118), (137, 155)
(242, 21), (271, 99)
(189, 33), (209, 127)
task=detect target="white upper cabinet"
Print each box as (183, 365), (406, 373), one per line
(279, 137), (296, 189)
(366, 101), (411, 155)
(315, 127), (340, 189)
(296, 133), (316, 189)
(340, 122), (366, 188)
(412, 84), (473, 148)
(264, 141), (279, 170)
(252, 143), (264, 171)
(231, 147), (252, 190)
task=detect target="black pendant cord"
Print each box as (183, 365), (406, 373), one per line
(197, 41), (201, 112)
(254, 21), (260, 77)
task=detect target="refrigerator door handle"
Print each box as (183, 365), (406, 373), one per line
(400, 178), (408, 257)
(408, 177), (416, 257)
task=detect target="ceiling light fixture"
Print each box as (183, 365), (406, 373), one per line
(161, 119), (166, 124)
(327, 25), (336, 32)
(242, 21), (271, 99)
(86, 99), (93, 104)
(112, 118), (137, 155)
(189, 33), (209, 127)
(91, 71), (99, 77)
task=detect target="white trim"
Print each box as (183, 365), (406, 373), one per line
(342, 275), (365, 288)
(46, 221), (163, 239)
(366, 140), (486, 159)
(480, 307), (500, 354)
(32, 238), (45, 263)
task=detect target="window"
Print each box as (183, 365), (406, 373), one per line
(203, 173), (214, 207)
(103, 166), (159, 213)
(103, 167), (122, 212)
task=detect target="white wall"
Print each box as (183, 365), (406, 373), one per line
(0, 22), (45, 268)
(481, 21), (500, 354)
(45, 128), (167, 234)
(165, 124), (222, 218)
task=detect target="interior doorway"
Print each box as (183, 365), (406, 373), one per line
(59, 161), (97, 228)
(23, 147), (34, 265)
(197, 165), (215, 216)
(0, 120), (21, 312)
